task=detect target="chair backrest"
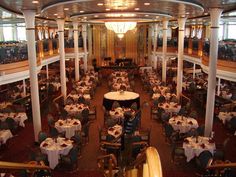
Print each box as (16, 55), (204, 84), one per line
(38, 131), (48, 144)
(196, 150), (213, 170)
(130, 102), (138, 111)
(164, 123), (174, 137)
(112, 101), (120, 109)
(78, 96), (86, 104)
(82, 108), (89, 118)
(69, 145), (79, 163)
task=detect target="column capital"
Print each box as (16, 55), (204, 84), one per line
(56, 19), (65, 31)
(82, 24), (87, 32)
(163, 20), (168, 30)
(22, 10), (36, 28)
(209, 8), (223, 27)
(72, 21), (78, 29)
(177, 17), (187, 30)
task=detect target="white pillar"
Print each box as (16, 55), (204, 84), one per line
(22, 10), (41, 142)
(22, 79), (26, 97)
(46, 64), (49, 80)
(82, 24), (88, 72)
(176, 17), (187, 100)
(153, 24), (158, 70)
(217, 78), (221, 96)
(73, 21), (80, 81)
(162, 20), (168, 83)
(148, 25), (152, 66)
(204, 8), (223, 137)
(193, 63), (196, 79)
(56, 19), (67, 101)
(12, 25), (18, 41)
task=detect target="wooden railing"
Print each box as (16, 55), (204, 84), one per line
(0, 161), (51, 176)
(97, 154), (118, 177)
(132, 146), (163, 177)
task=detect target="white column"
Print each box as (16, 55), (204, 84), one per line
(162, 20), (168, 83)
(22, 10), (41, 142)
(88, 25), (93, 63)
(22, 79), (26, 97)
(73, 21), (80, 81)
(217, 78), (221, 96)
(153, 24), (158, 69)
(82, 24), (88, 72)
(57, 19), (67, 101)
(148, 25), (152, 66)
(204, 8), (223, 137)
(193, 63), (196, 79)
(176, 17), (187, 100)
(46, 64), (49, 80)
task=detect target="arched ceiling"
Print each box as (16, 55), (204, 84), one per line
(0, 0), (236, 24)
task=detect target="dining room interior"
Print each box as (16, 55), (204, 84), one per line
(0, 0), (236, 177)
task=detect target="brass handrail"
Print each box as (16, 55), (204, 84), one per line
(0, 161), (50, 171)
(133, 146), (163, 177)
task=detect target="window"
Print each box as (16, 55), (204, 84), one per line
(3, 24), (13, 41)
(17, 23), (26, 41)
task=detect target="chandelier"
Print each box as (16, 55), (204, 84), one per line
(105, 22), (137, 38)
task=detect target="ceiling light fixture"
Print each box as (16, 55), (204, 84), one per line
(80, 11), (84, 13)
(134, 8), (140, 11)
(32, 0), (39, 4)
(105, 21), (137, 39)
(144, 3), (150, 6)
(64, 8), (69, 10)
(97, 3), (104, 6)
(106, 8), (110, 11)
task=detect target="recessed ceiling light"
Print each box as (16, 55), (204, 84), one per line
(83, 17), (87, 19)
(54, 13), (58, 16)
(35, 14), (40, 17)
(94, 15), (99, 18)
(145, 14), (149, 17)
(204, 12), (208, 15)
(186, 12), (190, 15)
(134, 8), (140, 11)
(106, 8), (110, 11)
(32, 0), (39, 4)
(156, 16), (159, 18)
(97, 3), (104, 6)
(80, 11), (84, 13)
(144, 3), (150, 6)
(64, 8), (69, 10)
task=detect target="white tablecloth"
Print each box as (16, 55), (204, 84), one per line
(40, 137), (73, 169)
(0, 112), (28, 127)
(158, 102), (181, 114)
(152, 93), (176, 101)
(67, 93), (91, 101)
(64, 104), (89, 115)
(0, 102), (12, 109)
(108, 124), (122, 138)
(0, 129), (13, 144)
(183, 136), (215, 162)
(104, 91), (139, 101)
(55, 119), (81, 139)
(169, 116), (198, 133)
(218, 112), (236, 124)
(109, 107), (135, 119)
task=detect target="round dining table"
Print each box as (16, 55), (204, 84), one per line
(103, 91), (140, 110)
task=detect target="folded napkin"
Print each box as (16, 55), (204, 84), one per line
(61, 143), (67, 147)
(73, 122), (79, 125)
(115, 112), (119, 115)
(108, 127), (114, 131)
(174, 105), (178, 108)
(114, 131), (119, 135)
(201, 143), (205, 148)
(70, 107), (73, 110)
(208, 139), (214, 144)
(166, 105), (169, 108)
(42, 143), (48, 147)
(184, 139), (189, 144)
(177, 121), (181, 125)
(59, 122), (63, 126)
